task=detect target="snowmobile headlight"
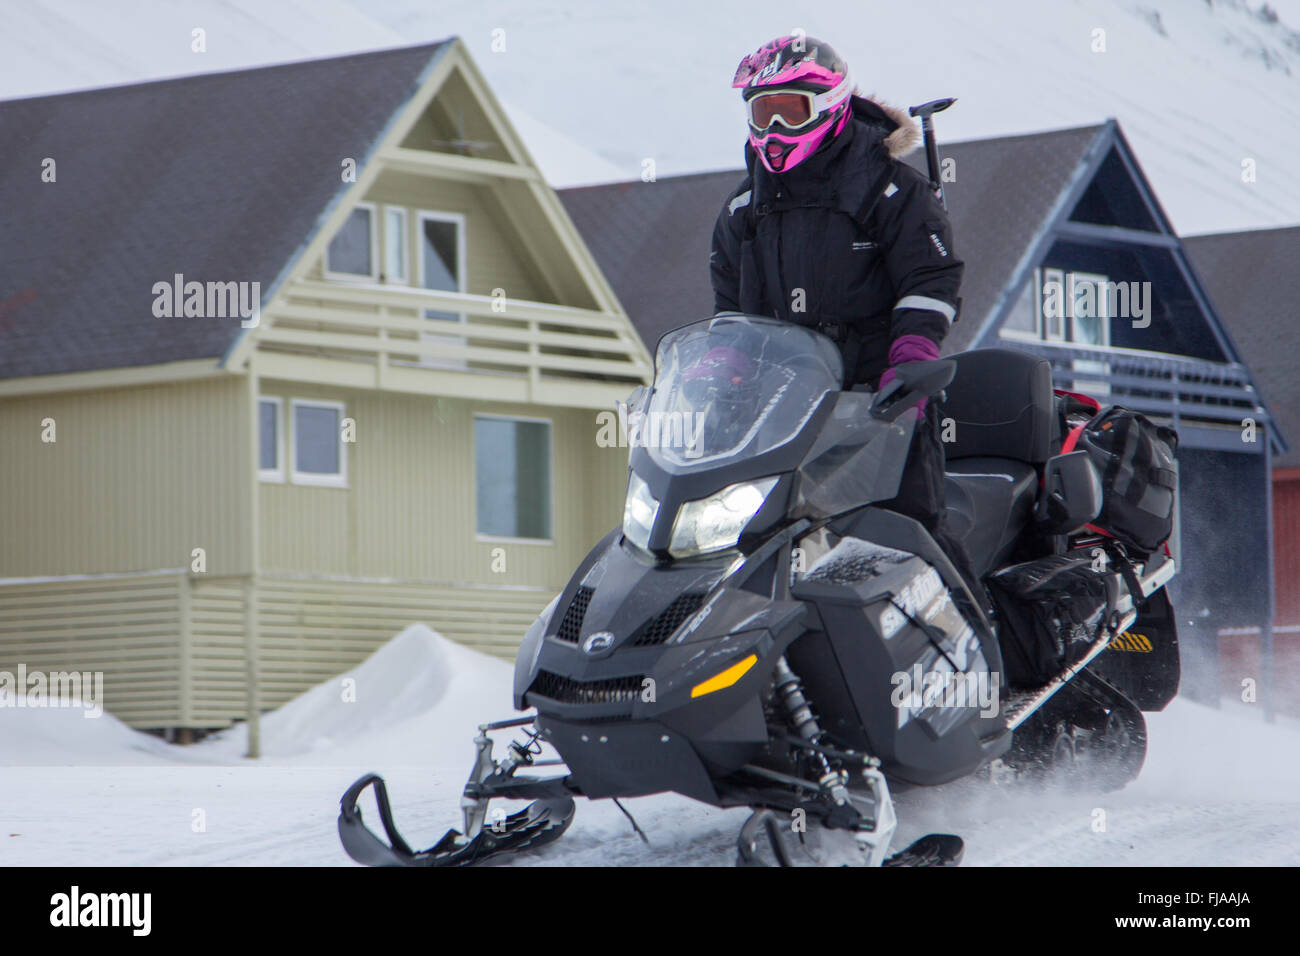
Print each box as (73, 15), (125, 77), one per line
(669, 477), (778, 559)
(622, 472), (659, 551)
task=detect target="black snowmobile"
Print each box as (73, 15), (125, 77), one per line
(338, 313), (1181, 867)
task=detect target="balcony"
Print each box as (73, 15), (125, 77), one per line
(256, 280), (651, 408)
(1010, 340), (1271, 445)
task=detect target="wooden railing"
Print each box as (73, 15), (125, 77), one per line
(1009, 341), (1268, 429)
(261, 280), (651, 389)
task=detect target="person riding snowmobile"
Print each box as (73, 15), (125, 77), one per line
(710, 33), (969, 575)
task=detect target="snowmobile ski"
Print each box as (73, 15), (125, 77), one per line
(338, 773), (574, 867)
(736, 809), (963, 867)
(339, 716), (577, 867)
(882, 833), (965, 867)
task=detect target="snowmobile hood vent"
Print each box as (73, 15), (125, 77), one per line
(554, 586), (595, 644)
(631, 592), (709, 646)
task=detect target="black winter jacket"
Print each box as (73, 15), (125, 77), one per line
(710, 97), (963, 386)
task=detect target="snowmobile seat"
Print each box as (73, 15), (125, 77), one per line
(943, 459), (1039, 580)
(937, 349), (1056, 464)
(936, 349), (1054, 578)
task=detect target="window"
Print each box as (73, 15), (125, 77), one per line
(324, 203), (376, 280)
(418, 210), (467, 368)
(258, 397), (284, 482)
(291, 399), (347, 487)
(1068, 271), (1112, 349)
(383, 207), (407, 283)
(1032, 268), (1113, 347)
(475, 415), (552, 541)
(1038, 267), (1067, 342)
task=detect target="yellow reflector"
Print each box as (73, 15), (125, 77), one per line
(690, 654), (758, 699)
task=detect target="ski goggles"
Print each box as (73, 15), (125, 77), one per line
(744, 75), (853, 132)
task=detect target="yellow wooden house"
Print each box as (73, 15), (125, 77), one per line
(0, 40), (650, 737)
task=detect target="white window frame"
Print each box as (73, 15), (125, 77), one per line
(257, 396), (284, 483)
(382, 205), (408, 284)
(1037, 267), (1068, 343)
(473, 412), (554, 545)
(1067, 270), (1113, 348)
(323, 201), (378, 282)
(289, 398), (348, 488)
(417, 208), (467, 323)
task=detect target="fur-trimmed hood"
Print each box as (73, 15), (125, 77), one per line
(852, 94), (922, 159)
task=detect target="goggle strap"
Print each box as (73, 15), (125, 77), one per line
(812, 72), (854, 113)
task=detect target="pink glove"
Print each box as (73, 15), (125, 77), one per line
(878, 334), (940, 416)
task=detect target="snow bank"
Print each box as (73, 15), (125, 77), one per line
(0, 703), (176, 766)
(0, 624), (515, 769)
(197, 624), (514, 766)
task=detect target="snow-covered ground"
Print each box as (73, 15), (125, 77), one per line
(3, 624), (1298, 866)
(1, 0), (1299, 233)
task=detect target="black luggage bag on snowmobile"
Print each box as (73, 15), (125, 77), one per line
(987, 554), (1110, 687)
(1067, 406), (1178, 554)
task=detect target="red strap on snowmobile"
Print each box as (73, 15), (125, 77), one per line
(1054, 387), (1101, 413)
(1061, 422), (1087, 454)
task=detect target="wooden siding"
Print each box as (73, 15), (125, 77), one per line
(189, 574), (552, 724)
(370, 170), (553, 302)
(0, 573), (185, 727)
(0, 570), (554, 729)
(0, 375), (251, 577)
(257, 382), (628, 589)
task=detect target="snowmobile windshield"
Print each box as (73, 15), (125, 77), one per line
(646, 315), (843, 468)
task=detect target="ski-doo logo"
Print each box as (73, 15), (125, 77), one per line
(898, 568), (944, 619)
(582, 632), (615, 656)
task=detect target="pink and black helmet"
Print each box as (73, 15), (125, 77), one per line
(732, 35), (854, 174)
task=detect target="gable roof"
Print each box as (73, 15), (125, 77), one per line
(560, 169), (741, 354)
(559, 122), (1103, 356)
(0, 41), (451, 380)
(1185, 225), (1300, 467)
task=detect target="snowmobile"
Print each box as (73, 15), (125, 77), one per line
(338, 313), (1181, 867)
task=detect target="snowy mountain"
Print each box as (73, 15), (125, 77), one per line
(1, 1), (1297, 230)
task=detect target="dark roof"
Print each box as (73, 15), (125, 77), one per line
(561, 169), (743, 352)
(1185, 225), (1300, 468)
(559, 123), (1103, 356)
(0, 42), (450, 380)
